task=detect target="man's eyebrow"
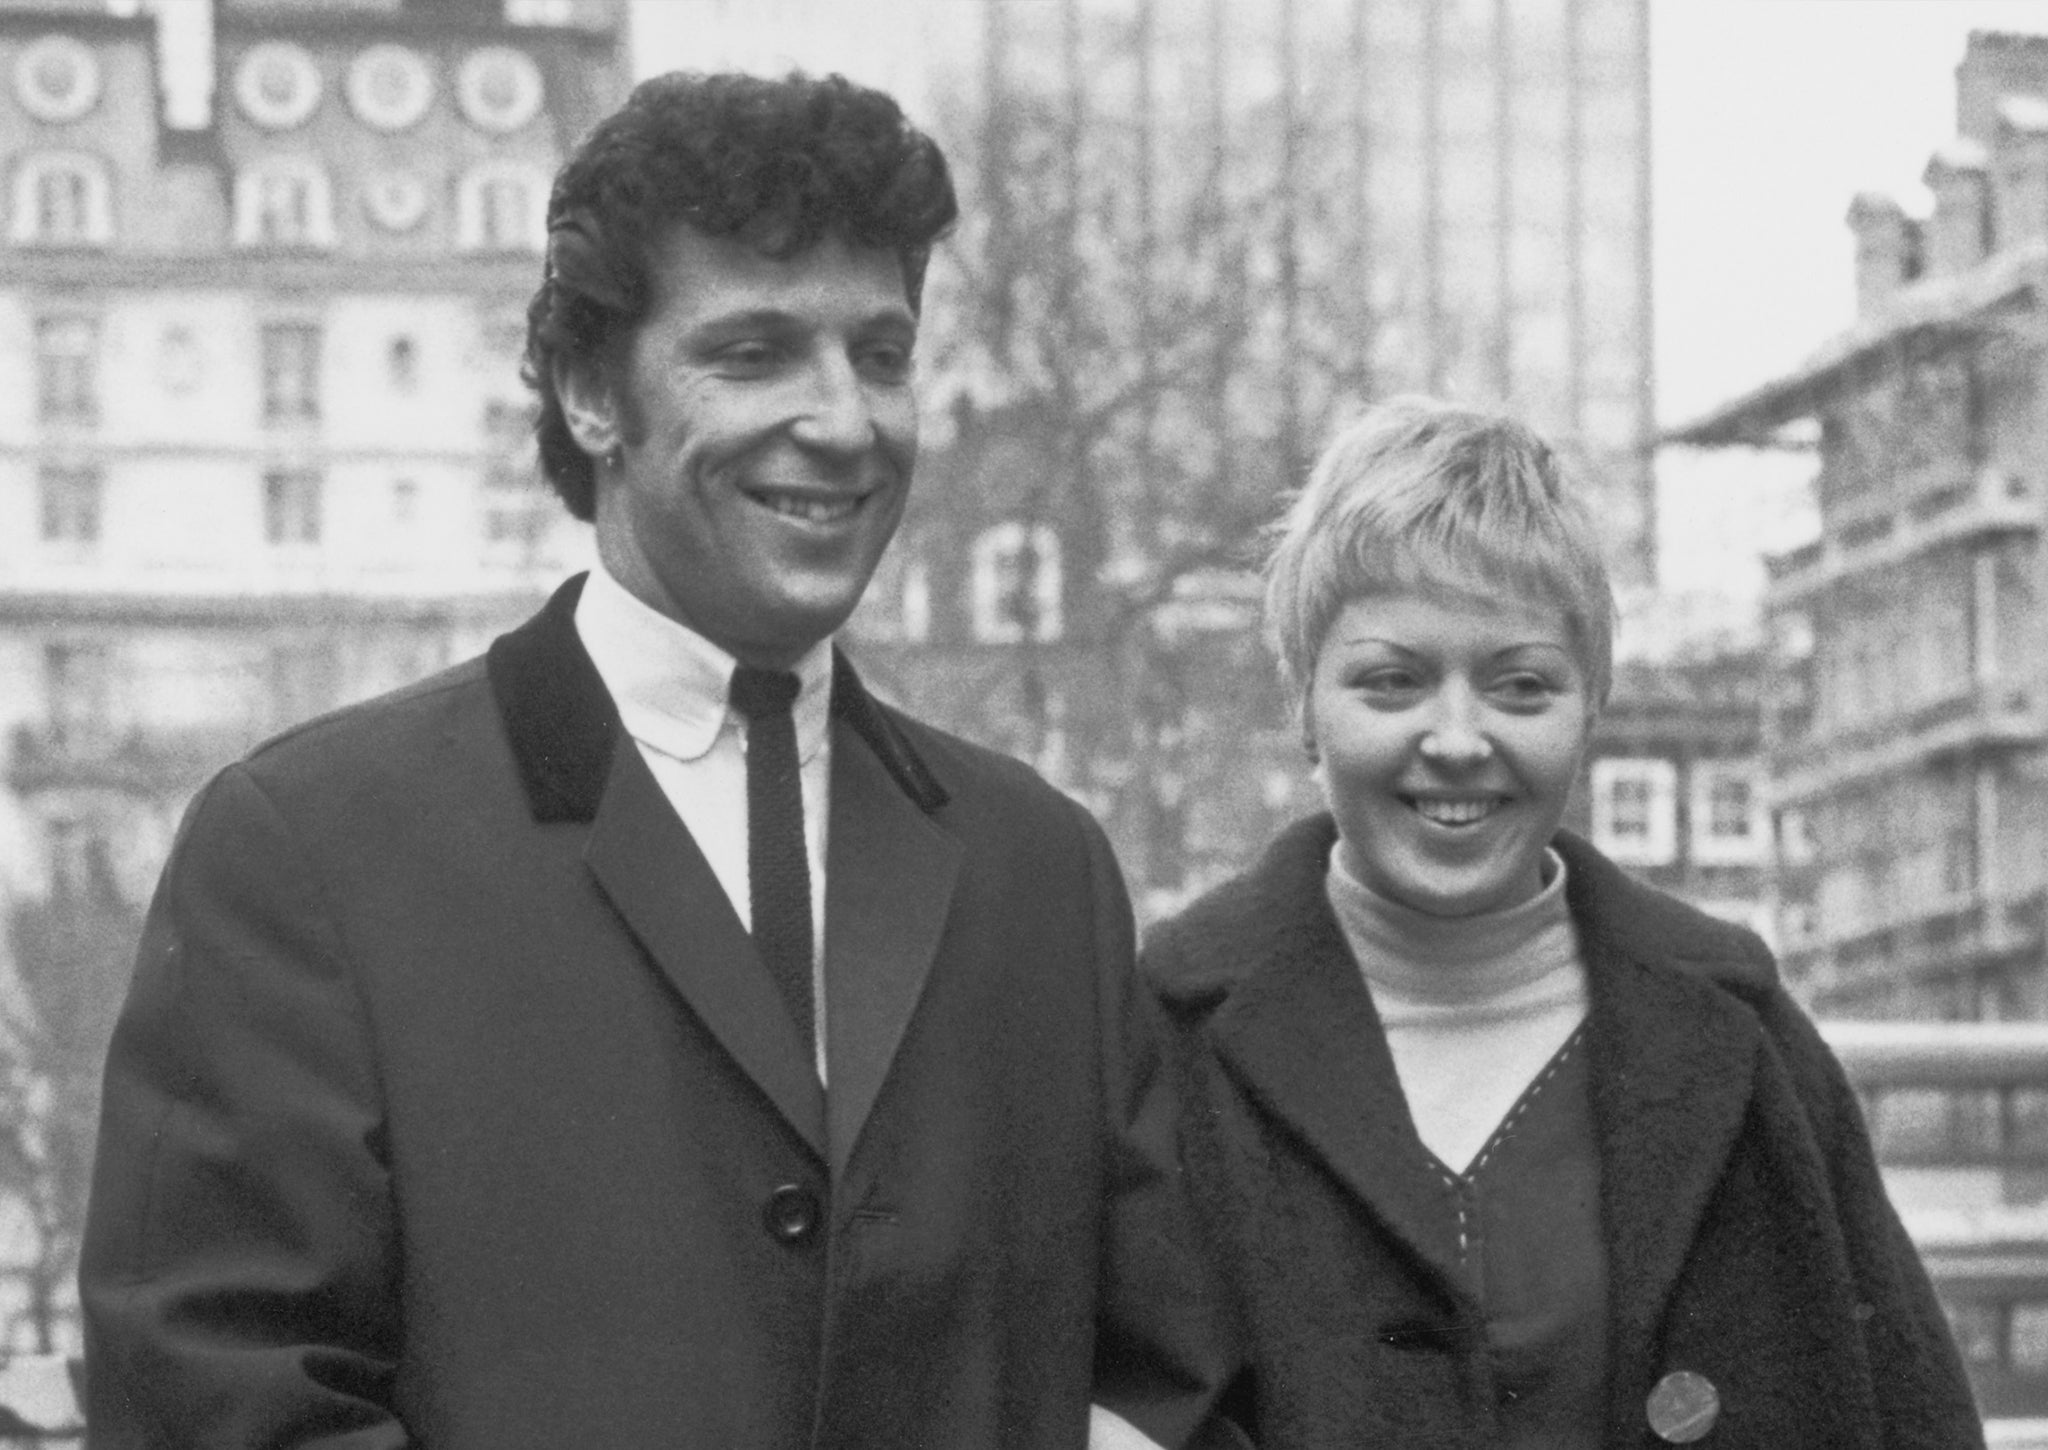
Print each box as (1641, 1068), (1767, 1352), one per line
(687, 306), (919, 337)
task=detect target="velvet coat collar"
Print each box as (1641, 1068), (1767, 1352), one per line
(483, 574), (960, 1178)
(1146, 813), (1784, 1434)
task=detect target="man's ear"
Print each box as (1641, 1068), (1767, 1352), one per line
(553, 353), (621, 461)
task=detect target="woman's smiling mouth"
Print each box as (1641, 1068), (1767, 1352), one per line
(1404, 795), (1507, 827)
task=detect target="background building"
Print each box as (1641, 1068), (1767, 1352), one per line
(1670, 30), (2048, 1022)
(0, 0), (623, 1348)
(1566, 651), (1776, 943)
(842, 0), (1656, 913)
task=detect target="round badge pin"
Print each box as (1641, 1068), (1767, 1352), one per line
(1646, 1369), (1720, 1444)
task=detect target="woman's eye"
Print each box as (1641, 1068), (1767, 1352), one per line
(1491, 674), (1557, 706)
(857, 342), (914, 381)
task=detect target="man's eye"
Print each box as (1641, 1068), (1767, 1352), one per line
(715, 341), (781, 372)
(1355, 670), (1420, 695)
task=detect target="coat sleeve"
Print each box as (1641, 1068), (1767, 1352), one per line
(1755, 989), (1985, 1449)
(1086, 830), (1249, 1450)
(79, 764), (410, 1450)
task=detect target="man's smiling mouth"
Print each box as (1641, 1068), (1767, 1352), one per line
(749, 489), (864, 524)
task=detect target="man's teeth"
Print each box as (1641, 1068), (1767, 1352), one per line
(760, 493), (858, 523)
(1413, 798), (1497, 826)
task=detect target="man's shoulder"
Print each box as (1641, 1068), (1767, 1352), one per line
(235, 654), (500, 801)
(864, 696), (1083, 820)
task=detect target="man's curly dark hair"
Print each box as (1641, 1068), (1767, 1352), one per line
(522, 70), (959, 520)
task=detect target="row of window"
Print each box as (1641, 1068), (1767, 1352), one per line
(9, 151), (547, 252)
(1586, 756), (1766, 868)
(29, 464), (553, 549)
(30, 317), (517, 427)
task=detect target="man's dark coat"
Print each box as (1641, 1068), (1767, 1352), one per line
(1143, 814), (1984, 1449)
(81, 578), (1219, 1449)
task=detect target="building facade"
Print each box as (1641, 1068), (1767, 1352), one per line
(0, 0), (622, 1348)
(1669, 30), (2048, 1020)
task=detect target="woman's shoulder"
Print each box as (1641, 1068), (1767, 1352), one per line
(1141, 813), (1342, 1005)
(1553, 829), (1780, 1005)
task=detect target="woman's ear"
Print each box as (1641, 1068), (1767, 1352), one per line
(552, 353), (621, 462)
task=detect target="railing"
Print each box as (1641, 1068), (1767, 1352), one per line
(1824, 1021), (2048, 1423)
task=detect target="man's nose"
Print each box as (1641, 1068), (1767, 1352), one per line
(788, 352), (877, 454)
(1418, 685), (1494, 765)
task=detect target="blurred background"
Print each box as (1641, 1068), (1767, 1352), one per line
(1, 0), (2047, 1424)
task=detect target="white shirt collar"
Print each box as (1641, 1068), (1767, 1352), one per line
(574, 563), (834, 766)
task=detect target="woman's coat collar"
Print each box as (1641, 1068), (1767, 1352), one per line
(1149, 815), (1780, 1392)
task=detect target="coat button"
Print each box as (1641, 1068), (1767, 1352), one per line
(763, 1184), (821, 1244)
(1646, 1369), (1720, 1443)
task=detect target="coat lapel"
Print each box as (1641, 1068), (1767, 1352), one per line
(1562, 839), (1766, 1411)
(821, 711), (962, 1177)
(484, 579), (964, 1168)
(585, 739), (829, 1157)
(1200, 819), (1468, 1291)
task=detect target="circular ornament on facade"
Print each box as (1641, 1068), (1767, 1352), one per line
(235, 42), (321, 131)
(347, 44), (433, 131)
(456, 47), (542, 133)
(15, 35), (100, 124)
(362, 171), (430, 232)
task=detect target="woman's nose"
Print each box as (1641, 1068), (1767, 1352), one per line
(1417, 688), (1494, 765)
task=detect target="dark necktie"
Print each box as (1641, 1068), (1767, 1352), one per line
(728, 666), (815, 1060)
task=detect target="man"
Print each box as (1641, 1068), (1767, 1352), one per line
(80, 72), (1223, 1448)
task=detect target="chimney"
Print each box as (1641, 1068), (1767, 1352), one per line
(1957, 31), (2048, 141)
(1847, 193), (1919, 313)
(1993, 95), (2048, 252)
(1922, 139), (1991, 275)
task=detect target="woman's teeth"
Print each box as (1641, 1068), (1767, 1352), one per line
(1412, 798), (1498, 826)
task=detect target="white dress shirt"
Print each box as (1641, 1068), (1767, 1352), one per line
(574, 563), (833, 1078)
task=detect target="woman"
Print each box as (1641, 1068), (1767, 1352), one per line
(1143, 397), (1982, 1448)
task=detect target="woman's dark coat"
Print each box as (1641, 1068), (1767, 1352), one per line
(1143, 814), (1983, 1449)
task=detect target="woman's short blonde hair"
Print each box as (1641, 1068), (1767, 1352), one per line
(1264, 395), (1617, 711)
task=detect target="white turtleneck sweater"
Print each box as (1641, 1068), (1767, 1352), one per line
(1325, 848), (1589, 1174)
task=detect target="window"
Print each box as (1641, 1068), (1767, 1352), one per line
(39, 464), (102, 543)
(970, 521), (1063, 643)
(261, 322), (322, 423)
(234, 161), (334, 249)
(268, 642), (335, 729)
(44, 814), (116, 901)
(263, 468), (322, 545)
(506, 0), (576, 22)
(1589, 757), (1678, 866)
(45, 640), (113, 749)
(35, 315), (98, 423)
(388, 335), (418, 392)
(456, 163), (545, 252)
(1691, 763), (1767, 866)
(482, 461), (549, 554)
(1778, 807), (1817, 867)
(10, 152), (113, 246)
